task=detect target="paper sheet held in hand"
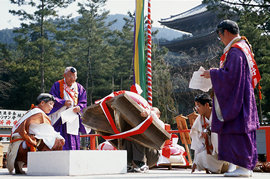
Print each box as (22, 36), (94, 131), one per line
(189, 66), (212, 92)
(61, 107), (79, 135)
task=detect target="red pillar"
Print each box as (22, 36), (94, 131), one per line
(258, 126), (270, 162)
(90, 135), (96, 150)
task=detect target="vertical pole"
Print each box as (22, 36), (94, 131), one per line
(264, 127), (270, 162)
(147, 0), (152, 106)
(90, 135), (96, 150)
(258, 126), (270, 162)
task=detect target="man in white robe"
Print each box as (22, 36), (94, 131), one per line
(190, 93), (229, 174)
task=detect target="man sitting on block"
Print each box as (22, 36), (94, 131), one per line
(7, 93), (65, 174)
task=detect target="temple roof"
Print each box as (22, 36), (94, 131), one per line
(157, 3), (223, 54)
(158, 3), (218, 35)
(159, 3), (208, 23)
(159, 31), (219, 54)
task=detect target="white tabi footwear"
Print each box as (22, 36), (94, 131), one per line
(249, 170), (253, 177)
(227, 163), (237, 173)
(224, 166), (252, 177)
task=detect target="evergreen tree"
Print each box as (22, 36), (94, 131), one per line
(1, 0), (74, 109)
(152, 49), (176, 124)
(64, 0), (116, 104)
(0, 44), (16, 108)
(107, 12), (134, 92)
(1, 43), (41, 109)
(9, 0), (75, 93)
(147, 22), (176, 124)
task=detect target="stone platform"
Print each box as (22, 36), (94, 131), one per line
(27, 150), (127, 176)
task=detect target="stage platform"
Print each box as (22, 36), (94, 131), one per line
(0, 167), (269, 179)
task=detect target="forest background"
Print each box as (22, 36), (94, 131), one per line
(0, 0), (270, 125)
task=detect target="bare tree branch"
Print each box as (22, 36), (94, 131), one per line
(222, 0), (270, 8)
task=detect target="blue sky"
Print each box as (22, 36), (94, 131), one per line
(0, 0), (202, 30)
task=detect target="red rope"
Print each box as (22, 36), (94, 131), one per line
(147, 0), (152, 106)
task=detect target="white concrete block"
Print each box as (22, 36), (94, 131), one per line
(27, 150), (127, 176)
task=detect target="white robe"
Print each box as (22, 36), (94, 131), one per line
(190, 114), (227, 173)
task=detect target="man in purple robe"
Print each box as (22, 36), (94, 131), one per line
(203, 20), (260, 177)
(49, 67), (91, 150)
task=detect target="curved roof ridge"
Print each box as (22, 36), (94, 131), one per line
(160, 30), (216, 45)
(160, 3), (207, 22)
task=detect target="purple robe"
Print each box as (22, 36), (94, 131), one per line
(210, 47), (260, 170)
(49, 80), (88, 150)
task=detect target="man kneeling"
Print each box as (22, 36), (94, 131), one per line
(7, 93), (65, 174)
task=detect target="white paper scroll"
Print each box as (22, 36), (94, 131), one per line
(189, 66), (212, 92)
(61, 107), (79, 135)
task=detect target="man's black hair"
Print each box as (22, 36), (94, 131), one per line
(216, 19), (239, 35)
(195, 93), (212, 107)
(35, 93), (55, 105)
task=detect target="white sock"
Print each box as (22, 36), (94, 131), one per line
(228, 163), (237, 172)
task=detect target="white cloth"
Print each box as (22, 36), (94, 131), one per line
(29, 123), (64, 149)
(157, 147), (186, 166)
(12, 108), (44, 134)
(190, 114), (225, 173)
(156, 154), (170, 165)
(195, 150), (227, 173)
(190, 114), (218, 155)
(98, 141), (116, 150)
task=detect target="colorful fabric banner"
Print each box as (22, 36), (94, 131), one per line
(133, 0), (146, 99)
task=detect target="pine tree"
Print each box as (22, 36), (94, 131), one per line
(152, 52), (175, 124)
(0, 0), (75, 109)
(0, 44), (16, 108)
(9, 0), (75, 93)
(64, 0), (116, 104)
(149, 24), (177, 124)
(107, 12), (134, 92)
